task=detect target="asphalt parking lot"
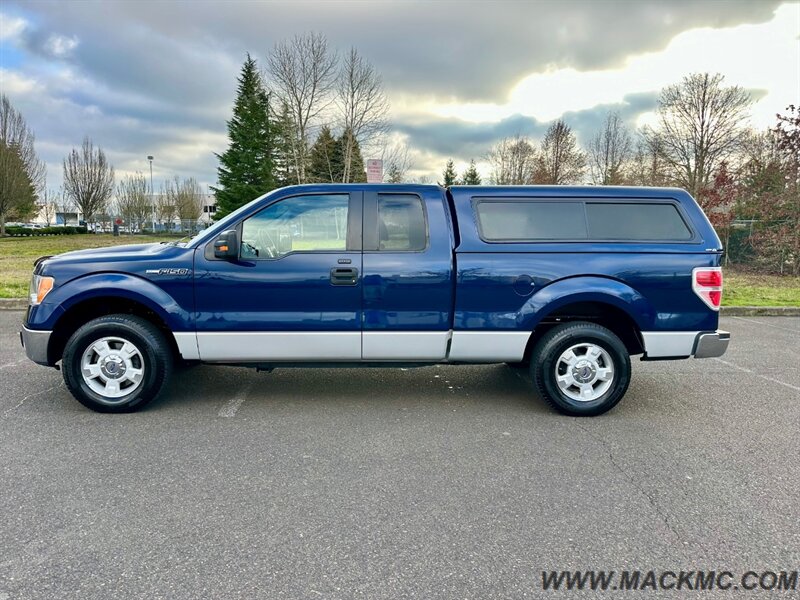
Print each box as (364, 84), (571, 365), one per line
(1, 311), (798, 599)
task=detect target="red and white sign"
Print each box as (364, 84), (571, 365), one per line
(366, 159), (383, 183)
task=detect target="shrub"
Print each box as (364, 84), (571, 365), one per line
(3, 225), (88, 236)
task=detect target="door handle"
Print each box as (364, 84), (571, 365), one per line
(330, 267), (359, 286)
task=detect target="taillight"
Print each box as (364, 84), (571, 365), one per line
(692, 267), (723, 310)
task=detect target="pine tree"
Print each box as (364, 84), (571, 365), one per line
(386, 163), (403, 183)
(461, 159), (482, 185)
(334, 129), (366, 183)
(308, 126), (340, 182)
(212, 54), (274, 219)
(272, 100), (300, 187)
(440, 159), (458, 186)
(348, 134), (367, 183)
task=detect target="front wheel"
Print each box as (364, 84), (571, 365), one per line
(62, 315), (173, 413)
(530, 322), (631, 416)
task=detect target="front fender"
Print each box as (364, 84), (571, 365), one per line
(28, 273), (192, 331)
(519, 276), (655, 330)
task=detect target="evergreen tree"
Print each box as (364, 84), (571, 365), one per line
(307, 126), (340, 182)
(386, 163), (403, 183)
(272, 100), (300, 187)
(348, 134), (367, 183)
(212, 54), (274, 219)
(439, 159), (458, 186)
(334, 129), (366, 182)
(461, 159), (482, 185)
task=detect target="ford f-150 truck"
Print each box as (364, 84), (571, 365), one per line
(21, 185), (729, 416)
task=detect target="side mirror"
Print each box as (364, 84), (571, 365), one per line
(213, 230), (239, 260)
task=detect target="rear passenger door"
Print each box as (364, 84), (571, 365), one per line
(361, 190), (454, 360)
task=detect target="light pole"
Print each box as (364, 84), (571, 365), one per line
(147, 155), (155, 232)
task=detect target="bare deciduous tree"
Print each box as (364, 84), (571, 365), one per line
(62, 137), (115, 225)
(380, 137), (411, 183)
(267, 33), (338, 183)
(155, 188), (177, 230)
(39, 189), (58, 226)
(534, 120), (586, 184)
(115, 172), (151, 232)
(0, 95), (45, 234)
(628, 134), (670, 187)
(487, 135), (537, 185)
(337, 47), (389, 182)
(165, 176), (204, 229)
(589, 112), (633, 185)
(647, 72), (752, 196)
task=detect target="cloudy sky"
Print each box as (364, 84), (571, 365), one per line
(1, 0), (798, 190)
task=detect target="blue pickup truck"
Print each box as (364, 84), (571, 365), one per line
(21, 185), (729, 416)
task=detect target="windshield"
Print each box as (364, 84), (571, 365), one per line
(186, 191), (273, 247)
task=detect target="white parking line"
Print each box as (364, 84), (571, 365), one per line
(713, 357), (800, 393)
(731, 316), (800, 333)
(218, 384), (252, 418)
(0, 359), (27, 371)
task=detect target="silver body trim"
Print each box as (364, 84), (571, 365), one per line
(173, 332), (200, 361)
(175, 328), (730, 363)
(196, 332), (361, 362)
(641, 331), (698, 358)
(20, 326), (51, 366)
(447, 331), (530, 362)
(362, 331), (450, 360)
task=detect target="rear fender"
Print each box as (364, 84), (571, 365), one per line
(519, 276), (655, 331)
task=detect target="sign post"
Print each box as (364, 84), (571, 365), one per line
(366, 159), (383, 183)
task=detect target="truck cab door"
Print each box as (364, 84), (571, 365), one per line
(361, 190), (454, 360)
(193, 192), (363, 362)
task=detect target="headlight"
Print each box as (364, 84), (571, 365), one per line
(29, 274), (55, 306)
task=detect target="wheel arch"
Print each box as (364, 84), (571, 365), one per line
(519, 277), (652, 361)
(48, 294), (182, 366)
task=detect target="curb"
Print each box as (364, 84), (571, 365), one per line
(0, 299), (28, 311)
(1, 297), (797, 316)
(720, 306), (800, 317)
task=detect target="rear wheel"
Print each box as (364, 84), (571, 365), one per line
(530, 322), (631, 416)
(62, 314), (173, 413)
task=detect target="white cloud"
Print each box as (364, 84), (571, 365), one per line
(0, 68), (38, 94)
(429, 4), (799, 130)
(0, 12), (27, 41)
(44, 33), (79, 57)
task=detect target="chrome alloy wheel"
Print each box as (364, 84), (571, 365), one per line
(80, 336), (145, 402)
(554, 342), (614, 402)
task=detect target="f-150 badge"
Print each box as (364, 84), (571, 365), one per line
(145, 268), (191, 276)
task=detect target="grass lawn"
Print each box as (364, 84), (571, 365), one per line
(0, 234), (166, 298)
(1, 234), (799, 306)
(723, 271), (800, 307)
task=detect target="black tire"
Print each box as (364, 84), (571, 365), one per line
(530, 322), (631, 416)
(62, 314), (173, 413)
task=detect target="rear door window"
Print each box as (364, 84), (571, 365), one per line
(377, 195), (427, 251)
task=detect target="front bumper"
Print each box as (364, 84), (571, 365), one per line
(20, 326), (52, 366)
(693, 330), (730, 358)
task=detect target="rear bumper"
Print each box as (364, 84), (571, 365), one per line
(641, 329), (730, 359)
(20, 326), (52, 366)
(693, 330), (730, 359)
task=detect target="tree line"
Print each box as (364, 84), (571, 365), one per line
(434, 73), (797, 274)
(213, 34), (400, 219)
(1, 54), (796, 273)
(0, 98), (208, 234)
